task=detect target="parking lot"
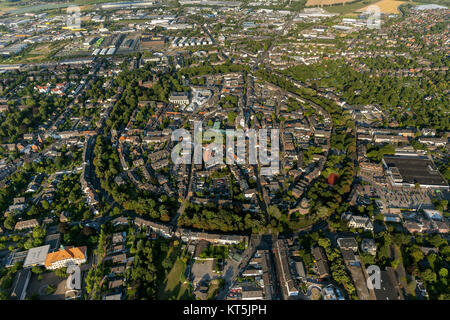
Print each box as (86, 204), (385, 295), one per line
(374, 186), (448, 210)
(190, 260), (217, 287)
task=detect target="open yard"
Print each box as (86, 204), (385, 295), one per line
(206, 279), (222, 299)
(191, 259), (217, 287)
(29, 43), (53, 56)
(308, 286), (322, 300)
(26, 271), (66, 300)
(0, 40), (71, 64)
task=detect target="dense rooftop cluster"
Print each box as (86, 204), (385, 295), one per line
(0, 0), (448, 302)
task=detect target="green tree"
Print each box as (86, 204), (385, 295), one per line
(421, 269), (437, 283)
(31, 266), (44, 275)
(55, 267), (67, 279)
(318, 238), (331, 249)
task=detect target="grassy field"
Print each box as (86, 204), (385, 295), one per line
(158, 256), (192, 300)
(206, 279), (220, 299)
(0, 40), (70, 64)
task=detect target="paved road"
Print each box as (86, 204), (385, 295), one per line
(216, 235), (258, 300)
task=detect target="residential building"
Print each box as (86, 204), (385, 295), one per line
(44, 246), (87, 270)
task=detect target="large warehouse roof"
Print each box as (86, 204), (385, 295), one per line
(383, 155), (449, 188)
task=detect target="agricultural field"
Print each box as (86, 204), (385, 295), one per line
(0, 1), (16, 16)
(306, 0), (356, 6)
(325, 0), (380, 13)
(358, 0), (406, 13)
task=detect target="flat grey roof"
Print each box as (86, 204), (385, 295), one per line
(6, 250), (28, 267)
(374, 270), (400, 300)
(341, 249), (356, 262)
(44, 233), (61, 252)
(337, 237), (358, 249)
(104, 293), (122, 300)
(10, 269), (31, 300)
(23, 245), (50, 267)
(295, 261), (306, 278)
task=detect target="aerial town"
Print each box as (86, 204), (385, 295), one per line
(0, 0), (448, 304)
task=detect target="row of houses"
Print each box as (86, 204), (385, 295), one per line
(404, 219), (449, 234)
(274, 239), (299, 298)
(133, 217), (248, 245)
